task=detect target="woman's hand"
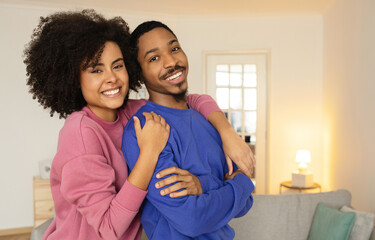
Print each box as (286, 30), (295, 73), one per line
(207, 111), (255, 178)
(225, 169), (244, 181)
(154, 167), (202, 198)
(128, 112), (170, 190)
(221, 127), (255, 178)
(134, 112), (170, 155)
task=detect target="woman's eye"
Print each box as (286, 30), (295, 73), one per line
(149, 56), (159, 62)
(91, 69), (102, 73)
(114, 64), (124, 69)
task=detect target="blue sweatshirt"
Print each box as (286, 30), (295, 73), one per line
(122, 101), (254, 240)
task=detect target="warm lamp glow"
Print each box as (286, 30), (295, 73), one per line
(296, 150), (311, 173)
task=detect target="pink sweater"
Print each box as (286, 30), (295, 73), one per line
(42, 95), (220, 240)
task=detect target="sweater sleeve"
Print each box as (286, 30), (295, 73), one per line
(59, 126), (147, 239)
(186, 94), (222, 119)
(122, 117), (254, 237)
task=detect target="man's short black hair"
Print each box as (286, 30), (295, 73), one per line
(131, 21), (176, 47)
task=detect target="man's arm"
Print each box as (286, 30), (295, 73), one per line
(122, 117), (254, 237)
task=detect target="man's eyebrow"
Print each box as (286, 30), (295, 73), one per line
(168, 39), (178, 45)
(144, 48), (158, 59)
(143, 39), (179, 59)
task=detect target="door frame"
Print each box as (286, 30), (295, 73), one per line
(202, 49), (271, 194)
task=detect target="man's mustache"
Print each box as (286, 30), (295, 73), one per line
(159, 65), (186, 80)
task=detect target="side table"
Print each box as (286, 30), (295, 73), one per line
(279, 180), (321, 194)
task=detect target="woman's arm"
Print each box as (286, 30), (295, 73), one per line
(59, 112), (170, 239)
(187, 94), (255, 178)
(208, 111), (255, 178)
(127, 112), (170, 190)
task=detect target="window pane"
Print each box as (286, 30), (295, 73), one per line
(244, 88), (257, 110)
(231, 111), (242, 133)
(230, 73), (242, 86)
(230, 88), (242, 109)
(216, 88), (229, 109)
(216, 72), (229, 86)
(244, 73), (257, 87)
(230, 64), (242, 73)
(216, 64), (228, 72)
(251, 135), (256, 144)
(244, 64), (256, 72)
(245, 111), (257, 134)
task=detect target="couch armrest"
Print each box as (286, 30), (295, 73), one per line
(30, 218), (53, 240)
(370, 227), (375, 240)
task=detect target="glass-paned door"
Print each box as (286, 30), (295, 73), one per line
(204, 52), (268, 194)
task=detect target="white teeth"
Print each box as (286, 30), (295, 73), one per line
(102, 88), (120, 96)
(166, 72), (182, 81)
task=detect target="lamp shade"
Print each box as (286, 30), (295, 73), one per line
(296, 150), (311, 163)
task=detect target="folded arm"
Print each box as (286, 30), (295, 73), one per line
(123, 120), (254, 237)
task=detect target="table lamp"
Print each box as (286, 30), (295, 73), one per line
(292, 150), (313, 187)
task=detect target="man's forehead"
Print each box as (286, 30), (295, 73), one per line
(138, 28), (177, 48)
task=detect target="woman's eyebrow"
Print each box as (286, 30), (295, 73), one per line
(88, 58), (124, 68)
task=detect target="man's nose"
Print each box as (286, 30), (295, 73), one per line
(163, 54), (178, 69)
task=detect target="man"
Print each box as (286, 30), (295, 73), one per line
(122, 21), (254, 239)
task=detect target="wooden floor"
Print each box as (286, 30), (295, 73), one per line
(0, 233), (30, 240)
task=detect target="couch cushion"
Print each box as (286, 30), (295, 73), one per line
(341, 206), (375, 240)
(308, 203), (355, 240)
(229, 189), (351, 240)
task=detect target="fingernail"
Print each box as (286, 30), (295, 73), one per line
(170, 193), (174, 197)
(155, 183), (160, 188)
(160, 190), (165, 195)
(156, 173), (161, 178)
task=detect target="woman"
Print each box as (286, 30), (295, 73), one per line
(24, 9), (254, 240)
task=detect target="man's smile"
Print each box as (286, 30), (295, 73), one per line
(165, 71), (182, 81)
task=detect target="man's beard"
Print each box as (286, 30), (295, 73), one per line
(172, 88), (188, 102)
(160, 64), (188, 102)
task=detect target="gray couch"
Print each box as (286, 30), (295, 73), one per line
(229, 189), (375, 240)
(31, 189), (374, 240)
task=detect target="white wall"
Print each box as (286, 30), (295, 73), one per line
(169, 15), (324, 195)
(323, 0), (375, 213)
(0, 3), (324, 229)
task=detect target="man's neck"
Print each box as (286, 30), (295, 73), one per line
(149, 94), (188, 110)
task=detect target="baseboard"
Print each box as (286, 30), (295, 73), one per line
(0, 226), (33, 236)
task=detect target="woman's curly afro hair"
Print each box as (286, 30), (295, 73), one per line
(24, 9), (140, 118)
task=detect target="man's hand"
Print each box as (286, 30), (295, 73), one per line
(155, 167), (202, 198)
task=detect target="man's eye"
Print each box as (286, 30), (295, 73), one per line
(172, 47), (180, 52)
(149, 56), (159, 62)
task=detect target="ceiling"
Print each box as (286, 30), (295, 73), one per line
(3, 0), (338, 15)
